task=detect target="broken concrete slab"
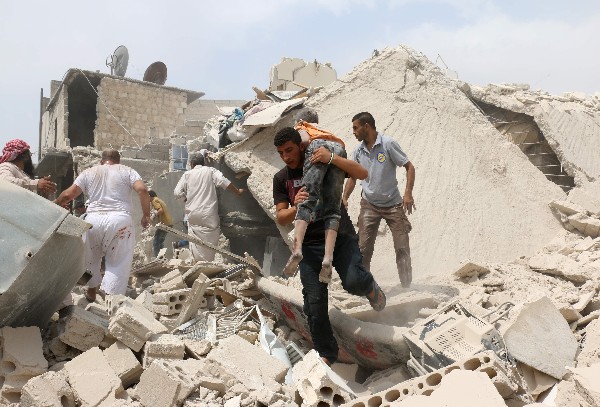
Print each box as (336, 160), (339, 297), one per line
(577, 319), (600, 367)
(568, 213), (600, 238)
(173, 274), (210, 330)
(57, 305), (108, 351)
(501, 296), (578, 379)
(569, 185), (600, 216)
(569, 363), (600, 406)
(153, 269), (186, 293)
(0, 181), (90, 328)
(64, 347), (125, 407)
(549, 200), (588, 217)
(206, 334), (288, 391)
(103, 341), (143, 388)
(528, 252), (590, 283)
(20, 371), (76, 407)
(519, 362), (558, 399)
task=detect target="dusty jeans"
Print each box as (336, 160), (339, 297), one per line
(297, 139), (346, 231)
(358, 198), (413, 287)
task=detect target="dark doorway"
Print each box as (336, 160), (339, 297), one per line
(67, 74), (100, 147)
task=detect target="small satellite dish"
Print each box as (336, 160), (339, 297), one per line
(106, 45), (129, 77)
(143, 61), (168, 85)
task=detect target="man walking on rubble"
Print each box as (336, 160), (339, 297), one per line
(148, 190), (174, 257)
(55, 149), (151, 301)
(0, 139), (56, 197)
(174, 153), (244, 262)
(343, 112), (416, 288)
(273, 124), (386, 366)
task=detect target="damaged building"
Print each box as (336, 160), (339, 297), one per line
(2, 48), (600, 407)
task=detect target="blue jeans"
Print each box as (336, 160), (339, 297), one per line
(297, 140), (346, 231)
(153, 229), (168, 257)
(299, 231), (375, 364)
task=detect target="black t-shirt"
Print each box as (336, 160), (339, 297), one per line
(273, 165), (355, 244)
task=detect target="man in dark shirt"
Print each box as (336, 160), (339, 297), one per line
(273, 126), (386, 366)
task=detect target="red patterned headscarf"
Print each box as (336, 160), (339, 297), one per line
(0, 139), (30, 164)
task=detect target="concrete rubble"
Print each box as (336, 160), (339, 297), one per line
(3, 44), (600, 407)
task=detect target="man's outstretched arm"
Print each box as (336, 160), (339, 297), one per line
(133, 180), (151, 228)
(54, 184), (83, 208)
(310, 146), (368, 180)
(403, 161), (416, 214)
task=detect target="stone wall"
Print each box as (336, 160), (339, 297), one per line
(40, 87), (68, 151)
(94, 77), (188, 150)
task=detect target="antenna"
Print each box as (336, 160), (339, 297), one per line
(143, 61), (168, 85)
(106, 45), (129, 77)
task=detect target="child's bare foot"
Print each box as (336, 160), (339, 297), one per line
(319, 262), (332, 284)
(283, 252), (303, 277)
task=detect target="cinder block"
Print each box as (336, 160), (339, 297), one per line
(173, 274), (210, 329)
(292, 350), (354, 407)
(206, 334), (288, 391)
(154, 269), (186, 293)
(85, 302), (110, 320)
(135, 359), (204, 407)
(57, 305), (108, 351)
(347, 351), (520, 407)
(142, 333), (185, 368)
(64, 347), (125, 406)
(152, 288), (191, 316)
(135, 290), (154, 312)
(108, 300), (168, 352)
(103, 341), (143, 388)
(0, 326), (48, 404)
(20, 371), (76, 407)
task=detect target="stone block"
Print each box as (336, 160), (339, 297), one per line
(568, 213), (600, 238)
(142, 333), (185, 368)
(519, 362), (558, 399)
(292, 350), (354, 407)
(134, 290), (154, 312)
(206, 334), (288, 391)
(20, 371), (76, 407)
(103, 341), (143, 388)
(154, 269), (186, 293)
(135, 359), (204, 407)
(64, 347), (125, 406)
(57, 305), (108, 351)
(528, 253), (590, 283)
(184, 338), (212, 359)
(152, 288), (191, 316)
(85, 302), (110, 320)
(158, 314), (180, 332)
(453, 261), (490, 279)
(0, 326), (48, 404)
(549, 200), (587, 216)
(108, 300), (168, 352)
(501, 296), (578, 379)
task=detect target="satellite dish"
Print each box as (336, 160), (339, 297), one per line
(106, 45), (129, 77)
(143, 61), (168, 85)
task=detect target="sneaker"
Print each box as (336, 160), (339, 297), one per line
(367, 281), (386, 312)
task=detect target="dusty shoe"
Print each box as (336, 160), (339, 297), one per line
(367, 281), (386, 312)
(319, 263), (332, 284)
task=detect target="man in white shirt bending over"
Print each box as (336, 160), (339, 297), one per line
(174, 153), (243, 262)
(55, 149), (151, 301)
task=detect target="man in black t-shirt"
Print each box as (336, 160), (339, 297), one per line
(272, 126), (386, 366)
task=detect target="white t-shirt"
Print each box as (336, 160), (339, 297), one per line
(174, 166), (230, 229)
(74, 164), (142, 214)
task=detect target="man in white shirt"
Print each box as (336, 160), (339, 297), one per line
(174, 153), (243, 261)
(0, 139), (56, 197)
(55, 149), (151, 300)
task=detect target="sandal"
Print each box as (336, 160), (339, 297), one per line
(367, 281), (386, 312)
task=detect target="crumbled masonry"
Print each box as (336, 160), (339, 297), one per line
(2, 44), (600, 406)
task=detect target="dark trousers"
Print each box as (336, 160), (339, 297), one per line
(299, 232), (375, 364)
(153, 229), (168, 257)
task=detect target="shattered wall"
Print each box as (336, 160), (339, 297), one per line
(94, 77), (188, 150)
(40, 87), (68, 151)
(270, 57), (337, 91)
(467, 84), (600, 182)
(225, 46), (566, 283)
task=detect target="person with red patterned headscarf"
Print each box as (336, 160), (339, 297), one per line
(0, 139), (56, 197)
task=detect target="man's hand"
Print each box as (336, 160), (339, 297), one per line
(310, 147), (333, 164)
(342, 196), (349, 209)
(403, 192), (416, 215)
(38, 175), (57, 196)
(236, 188), (244, 196)
(141, 215), (151, 229)
(293, 187), (309, 207)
